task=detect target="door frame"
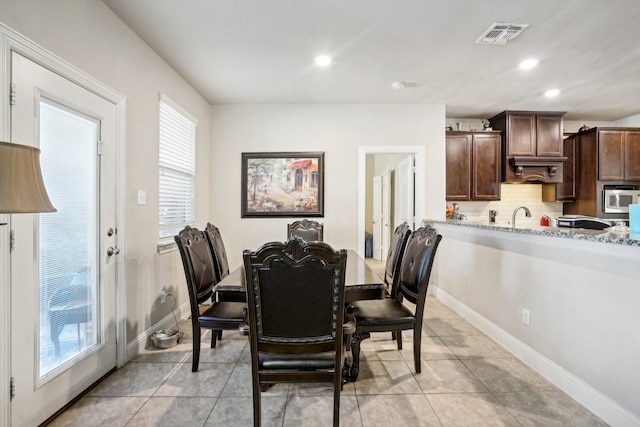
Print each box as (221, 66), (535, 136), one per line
(357, 146), (424, 259)
(0, 23), (127, 426)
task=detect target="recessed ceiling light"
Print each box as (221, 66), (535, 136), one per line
(545, 89), (560, 97)
(314, 55), (332, 67)
(519, 58), (539, 70)
(391, 81), (406, 90)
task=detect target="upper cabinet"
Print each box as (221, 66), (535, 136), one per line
(563, 127), (640, 219)
(489, 110), (566, 183)
(542, 134), (576, 202)
(598, 129), (640, 180)
(446, 131), (501, 201)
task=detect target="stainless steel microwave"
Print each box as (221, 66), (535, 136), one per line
(603, 185), (639, 213)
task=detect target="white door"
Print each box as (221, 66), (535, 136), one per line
(372, 171), (392, 260)
(397, 155), (415, 229)
(10, 52), (119, 426)
(372, 175), (383, 259)
(381, 169), (391, 259)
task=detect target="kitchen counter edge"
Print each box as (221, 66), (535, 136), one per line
(424, 219), (640, 247)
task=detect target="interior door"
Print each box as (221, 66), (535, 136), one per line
(10, 52), (119, 426)
(381, 169), (391, 260)
(372, 175), (383, 260)
(397, 155), (415, 229)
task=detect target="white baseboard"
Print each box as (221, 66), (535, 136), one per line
(431, 286), (640, 427)
(126, 301), (191, 361)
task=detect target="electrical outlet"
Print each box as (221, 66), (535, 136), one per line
(161, 290), (167, 304)
(522, 308), (530, 326)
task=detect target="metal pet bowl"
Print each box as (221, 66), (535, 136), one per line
(151, 329), (183, 349)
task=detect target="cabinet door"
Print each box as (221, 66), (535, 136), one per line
(556, 136), (576, 200)
(507, 114), (536, 156)
(624, 131), (640, 180)
(446, 134), (472, 200)
(536, 115), (563, 156)
(598, 130), (625, 180)
(472, 134), (501, 200)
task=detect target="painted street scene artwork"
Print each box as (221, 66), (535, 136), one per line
(242, 153), (323, 217)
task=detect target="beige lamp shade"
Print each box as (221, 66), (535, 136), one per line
(0, 141), (56, 213)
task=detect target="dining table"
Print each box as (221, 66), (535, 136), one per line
(215, 249), (386, 303)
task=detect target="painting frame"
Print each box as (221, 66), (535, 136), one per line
(241, 151), (325, 218)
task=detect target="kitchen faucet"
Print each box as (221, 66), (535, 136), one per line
(511, 206), (531, 228)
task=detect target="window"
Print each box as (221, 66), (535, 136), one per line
(158, 94), (197, 239)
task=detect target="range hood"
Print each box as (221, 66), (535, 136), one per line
(509, 156), (567, 183)
(489, 110), (567, 184)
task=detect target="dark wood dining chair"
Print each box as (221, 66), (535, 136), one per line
(287, 219), (324, 241)
(243, 238), (349, 427)
(384, 222), (412, 298)
(204, 222), (246, 303)
(175, 226), (246, 372)
(349, 225), (442, 381)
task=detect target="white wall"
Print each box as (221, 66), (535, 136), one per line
(0, 0), (212, 344)
(209, 104), (446, 269)
(433, 223), (640, 426)
(613, 113), (640, 127)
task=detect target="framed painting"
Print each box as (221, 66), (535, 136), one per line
(241, 151), (324, 218)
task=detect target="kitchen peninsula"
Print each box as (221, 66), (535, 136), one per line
(426, 219), (640, 427)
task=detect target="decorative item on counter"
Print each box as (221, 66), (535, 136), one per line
(540, 215), (550, 226)
(446, 203), (461, 219)
(489, 209), (498, 223)
(456, 122), (462, 131)
(608, 220), (629, 235)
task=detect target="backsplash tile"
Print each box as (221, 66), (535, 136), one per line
(451, 184), (564, 227)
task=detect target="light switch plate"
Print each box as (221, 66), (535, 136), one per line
(137, 190), (146, 205)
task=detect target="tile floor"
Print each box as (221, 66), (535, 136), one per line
(48, 297), (608, 426)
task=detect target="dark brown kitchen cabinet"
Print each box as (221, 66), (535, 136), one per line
(598, 129), (640, 180)
(563, 127), (640, 219)
(446, 131), (501, 201)
(490, 111), (564, 157)
(489, 110), (566, 183)
(542, 134), (576, 201)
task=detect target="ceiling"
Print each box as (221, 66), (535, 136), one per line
(102, 0), (640, 121)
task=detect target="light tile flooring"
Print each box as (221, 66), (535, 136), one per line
(48, 295), (608, 427)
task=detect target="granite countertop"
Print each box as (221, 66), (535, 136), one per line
(426, 219), (640, 247)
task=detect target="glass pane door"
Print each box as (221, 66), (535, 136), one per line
(38, 101), (99, 377)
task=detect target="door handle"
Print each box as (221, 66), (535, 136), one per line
(107, 246), (120, 256)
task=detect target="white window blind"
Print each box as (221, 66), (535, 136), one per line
(159, 95), (197, 239)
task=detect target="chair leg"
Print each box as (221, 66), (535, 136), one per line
(211, 329), (218, 348)
(349, 331), (370, 382)
(413, 323), (423, 374)
(76, 323), (82, 350)
(192, 323), (201, 372)
(253, 379), (262, 427)
(396, 330), (403, 350)
(50, 319), (63, 357)
(333, 376), (340, 427)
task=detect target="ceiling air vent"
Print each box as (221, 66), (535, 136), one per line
(476, 23), (529, 45)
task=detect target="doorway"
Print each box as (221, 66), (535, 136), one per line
(357, 146), (425, 259)
(4, 49), (125, 426)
